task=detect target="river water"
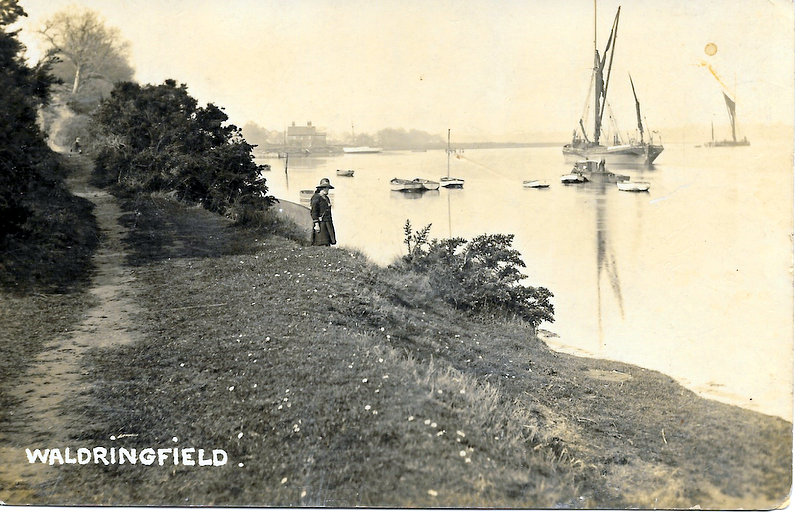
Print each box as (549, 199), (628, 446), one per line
(258, 141), (793, 421)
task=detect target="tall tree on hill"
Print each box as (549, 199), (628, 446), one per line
(38, 7), (133, 104)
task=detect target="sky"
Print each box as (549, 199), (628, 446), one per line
(13, 0), (795, 141)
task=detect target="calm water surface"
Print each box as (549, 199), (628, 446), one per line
(259, 141), (793, 421)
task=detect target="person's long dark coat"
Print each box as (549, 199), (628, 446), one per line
(310, 191), (336, 246)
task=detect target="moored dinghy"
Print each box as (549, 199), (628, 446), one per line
(440, 176), (465, 188)
(560, 172), (590, 184)
(336, 169), (355, 177)
(390, 178), (424, 192)
(411, 178), (440, 190)
(617, 180), (650, 192)
(523, 180), (550, 189)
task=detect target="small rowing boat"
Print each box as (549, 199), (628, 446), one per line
(412, 178), (440, 190)
(390, 178), (424, 192)
(522, 180), (550, 189)
(440, 176), (465, 188)
(617, 180), (650, 192)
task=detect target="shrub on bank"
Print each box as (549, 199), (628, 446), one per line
(394, 221), (555, 328)
(88, 79), (277, 219)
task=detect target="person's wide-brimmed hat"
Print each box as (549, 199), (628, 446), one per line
(316, 178), (335, 189)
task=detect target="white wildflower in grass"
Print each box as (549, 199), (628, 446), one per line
(172, 437), (178, 443)
(362, 378), (368, 383)
(437, 389), (443, 394)
(436, 431), (445, 437)
(238, 463), (244, 467)
(372, 410), (378, 415)
(456, 430), (466, 437)
(301, 490), (307, 498)
(110, 436), (116, 441)
(428, 490), (438, 497)
(265, 337), (271, 342)
(374, 389), (380, 393)
(365, 405), (371, 411)
(382, 375), (389, 379)
(281, 477), (288, 484)
(408, 416), (415, 421)
(237, 432), (243, 439)
(180, 363), (185, 367)
(380, 327), (385, 332)
(465, 458), (472, 464)
(278, 405), (283, 410)
(459, 389), (466, 394)
(459, 450), (467, 457)
(431, 422), (438, 428)
(424, 419), (431, 425)
(378, 358), (384, 363)
(253, 384), (258, 388)
(386, 335), (391, 340)
(228, 386), (235, 391)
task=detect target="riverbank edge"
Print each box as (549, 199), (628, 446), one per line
(3, 178), (792, 508)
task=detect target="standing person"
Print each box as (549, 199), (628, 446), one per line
(70, 137), (81, 154)
(310, 178), (336, 246)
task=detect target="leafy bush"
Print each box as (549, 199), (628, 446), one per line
(89, 79), (276, 218)
(396, 221), (554, 328)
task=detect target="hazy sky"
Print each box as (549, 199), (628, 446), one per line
(15, 0), (794, 140)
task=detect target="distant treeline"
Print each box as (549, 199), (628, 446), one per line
(242, 122), (446, 150)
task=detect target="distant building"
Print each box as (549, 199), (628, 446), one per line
(286, 121), (326, 148)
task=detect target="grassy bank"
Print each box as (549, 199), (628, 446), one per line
(48, 193), (791, 509)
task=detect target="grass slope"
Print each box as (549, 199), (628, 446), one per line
(59, 195), (790, 509)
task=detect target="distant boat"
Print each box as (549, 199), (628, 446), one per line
(343, 146), (383, 154)
(562, 5), (664, 166)
(441, 177), (465, 188)
(299, 189), (315, 203)
(336, 169), (355, 176)
(705, 94), (750, 147)
(572, 159), (629, 183)
(523, 180), (550, 189)
(440, 129), (464, 188)
(561, 172), (590, 184)
(411, 178), (440, 190)
(617, 180), (650, 192)
(390, 178), (424, 192)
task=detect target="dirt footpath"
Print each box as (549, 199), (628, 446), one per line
(0, 158), (141, 504)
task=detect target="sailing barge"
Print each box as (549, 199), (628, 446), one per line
(562, 5), (664, 166)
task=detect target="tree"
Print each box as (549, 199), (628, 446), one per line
(38, 7), (133, 99)
(0, 0), (60, 237)
(91, 80), (275, 217)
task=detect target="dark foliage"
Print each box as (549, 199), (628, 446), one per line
(0, 1), (98, 292)
(397, 221), (555, 328)
(90, 79), (276, 220)
(0, 3), (60, 237)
